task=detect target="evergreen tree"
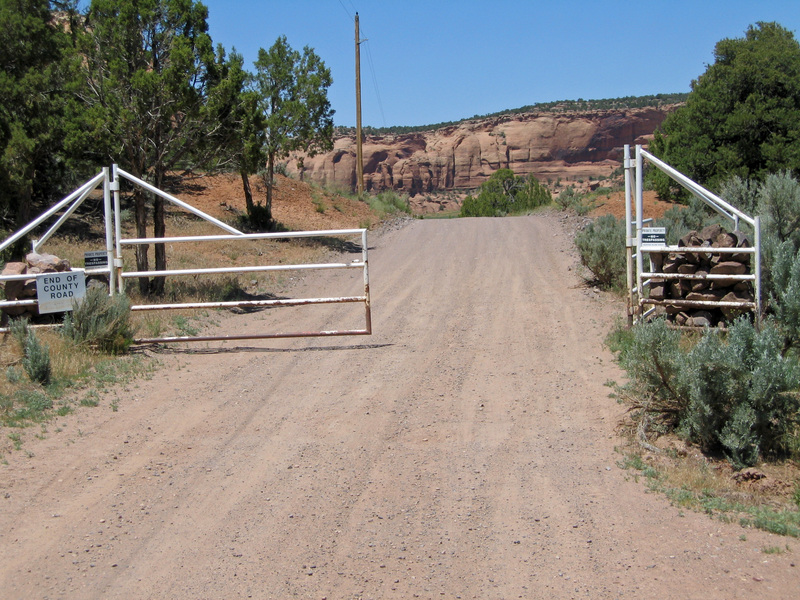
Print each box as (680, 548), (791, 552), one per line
(73, 0), (239, 295)
(252, 36), (334, 228)
(0, 0), (80, 230)
(651, 22), (800, 201)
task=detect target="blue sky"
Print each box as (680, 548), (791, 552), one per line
(203, 2), (798, 127)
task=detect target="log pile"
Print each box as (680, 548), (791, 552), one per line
(1, 252), (72, 321)
(647, 224), (754, 327)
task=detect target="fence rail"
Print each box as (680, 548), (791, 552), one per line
(0, 166), (373, 342)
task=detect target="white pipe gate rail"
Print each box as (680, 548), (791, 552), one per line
(623, 144), (761, 326)
(0, 165), (372, 343)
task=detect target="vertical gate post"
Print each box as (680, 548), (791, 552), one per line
(634, 145), (644, 322)
(755, 215), (762, 327)
(111, 164), (125, 294)
(624, 144), (634, 326)
(102, 167), (116, 296)
(362, 228), (372, 334)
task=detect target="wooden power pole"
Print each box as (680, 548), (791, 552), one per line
(355, 13), (364, 194)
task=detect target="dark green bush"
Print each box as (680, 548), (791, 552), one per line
(62, 285), (136, 354)
(461, 169), (551, 217)
(574, 214), (626, 289)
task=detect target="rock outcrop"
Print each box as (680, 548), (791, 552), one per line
(289, 106), (676, 195)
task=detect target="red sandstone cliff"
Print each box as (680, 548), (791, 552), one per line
(288, 106), (676, 195)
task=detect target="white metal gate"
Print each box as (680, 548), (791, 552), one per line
(0, 165), (372, 343)
(623, 144), (761, 327)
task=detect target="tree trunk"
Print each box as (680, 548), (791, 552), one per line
(150, 170), (167, 296)
(241, 170), (255, 216)
(265, 151), (274, 225)
(134, 190), (150, 296)
(15, 178), (32, 231)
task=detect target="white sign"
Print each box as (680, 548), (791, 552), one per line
(641, 227), (667, 248)
(36, 271), (86, 314)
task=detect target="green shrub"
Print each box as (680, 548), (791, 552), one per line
(745, 173), (800, 350)
(758, 172), (800, 246)
(5, 366), (21, 384)
(614, 318), (687, 432)
(554, 185), (580, 211)
(21, 329), (51, 386)
(9, 317), (29, 348)
(366, 190), (411, 216)
(655, 198), (717, 245)
(720, 175), (759, 215)
(613, 318), (800, 468)
(765, 241), (800, 350)
(242, 203), (274, 231)
(461, 169), (551, 217)
(62, 286), (136, 354)
(681, 319), (800, 468)
(574, 214), (626, 289)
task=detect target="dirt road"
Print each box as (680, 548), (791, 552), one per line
(1, 214), (797, 599)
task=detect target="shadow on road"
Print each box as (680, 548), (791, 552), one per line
(140, 343), (393, 355)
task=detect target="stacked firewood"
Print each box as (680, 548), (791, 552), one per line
(647, 224), (754, 327)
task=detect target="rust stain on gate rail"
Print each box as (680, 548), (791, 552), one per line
(132, 294), (373, 344)
(135, 327), (372, 345)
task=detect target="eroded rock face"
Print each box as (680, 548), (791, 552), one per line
(289, 106), (676, 194)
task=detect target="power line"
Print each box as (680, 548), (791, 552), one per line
(336, 0), (353, 20)
(335, 2), (387, 127)
(363, 40), (387, 128)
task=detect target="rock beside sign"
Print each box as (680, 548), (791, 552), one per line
(647, 225), (754, 327)
(1, 252), (72, 320)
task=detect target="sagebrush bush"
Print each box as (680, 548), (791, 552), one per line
(758, 171), (800, 246)
(681, 319), (800, 467)
(614, 318), (686, 432)
(574, 214), (626, 289)
(612, 318), (800, 468)
(22, 329), (51, 385)
(62, 285), (136, 354)
(9, 317), (29, 348)
(655, 197), (718, 245)
(765, 240), (800, 350)
(720, 175), (760, 215)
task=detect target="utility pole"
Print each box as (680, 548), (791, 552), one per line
(355, 12), (364, 194)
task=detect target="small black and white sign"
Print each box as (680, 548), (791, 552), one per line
(84, 251), (109, 268)
(641, 227), (667, 248)
(36, 271), (86, 314)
